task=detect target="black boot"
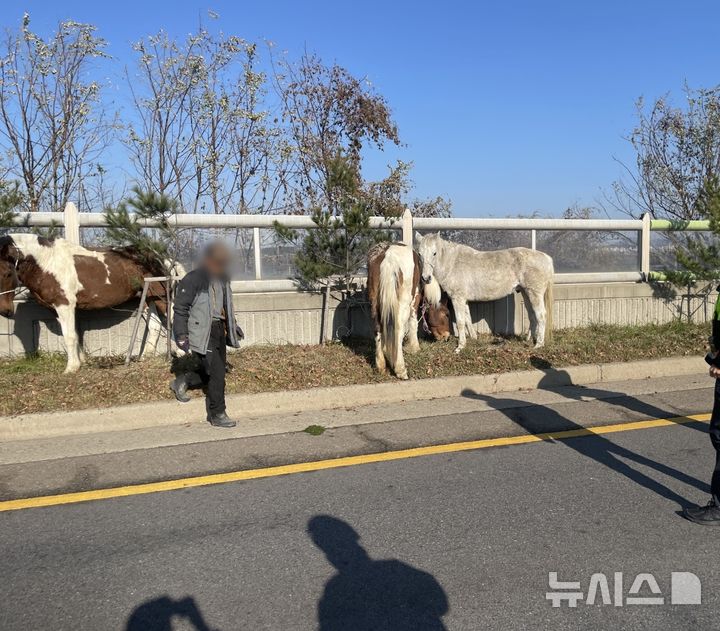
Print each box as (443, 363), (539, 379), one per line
(683, 500), (720, 525)
(169, 374), (191, 403)
(208, 411), (236, 428)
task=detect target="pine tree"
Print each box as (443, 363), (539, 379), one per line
(0, 182), (24, 229)
(666, 176), (720, 285)
(274, 153), (396, 292)
(0, 182), (64, 238)
(103, 187), (180, 275)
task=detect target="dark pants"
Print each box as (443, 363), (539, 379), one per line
(185, 321), (227, 417)
(710, 378), (720, 504)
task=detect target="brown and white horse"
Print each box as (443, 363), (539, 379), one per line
(0, 233), (182, 373)
(367, 242), (450, 380)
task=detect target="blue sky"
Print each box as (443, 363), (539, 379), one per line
(14, 0), (720, 217)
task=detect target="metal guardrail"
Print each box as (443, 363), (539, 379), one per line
(650, 219), (711, 231)
(12, 204), (702, 287)
(10, 210), (403, 231)
(413, 217), (643, 230)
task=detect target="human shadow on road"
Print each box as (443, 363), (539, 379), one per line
(462, 362), (710, 508)
(308, 515), (449, 631)
(125, 595), (218, 631)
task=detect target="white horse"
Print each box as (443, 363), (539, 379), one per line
(367, 242), (422, 380)
(416, 233), (554, 352)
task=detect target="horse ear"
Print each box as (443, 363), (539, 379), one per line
(415, 233), (424, 244)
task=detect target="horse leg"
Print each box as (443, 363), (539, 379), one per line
(464, 303), (477, 340)
(519, 289), (537, 343)
(146, 299), (178, 357)
(405, 289), (421, 354)
(56, 304), (81, 373)
(77, 327), (87, 364)
(143, 302), (162, 357)
(394, 299), (410, 379)
(453, 296), (469, 353)
(374, 328), (387, 375)
(369, 291), (387, 374)
(156, 298), (185, 356)
(524, 289), (547, 347)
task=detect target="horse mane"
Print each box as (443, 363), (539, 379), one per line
(423, 276), (442, 307)
(367, 241), (393, 266)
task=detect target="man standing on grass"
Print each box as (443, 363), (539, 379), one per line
(684, 288), (720, 525)
(170, 241), (243, 428)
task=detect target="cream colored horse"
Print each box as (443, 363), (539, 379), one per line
(367, 242), (422, 380)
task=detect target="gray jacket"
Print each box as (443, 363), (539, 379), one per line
(173, 268), (241, 354)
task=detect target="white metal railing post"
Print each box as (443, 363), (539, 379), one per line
(402, 207), (413, 245)
(63, 202), (80, 244)
(640, 212), (651, 278)
(531, 229), (537, 250)
(253, 226), (262, 280)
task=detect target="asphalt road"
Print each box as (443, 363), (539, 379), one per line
(0, 383), (717, 630)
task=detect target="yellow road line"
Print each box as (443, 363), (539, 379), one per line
(0, 412), (710, 513)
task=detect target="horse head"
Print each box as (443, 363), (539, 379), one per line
(415, 232), (442, 285)
(0, 236), (21, 317)
(420, 275), (451, 340)
(425, 295), (452, 341)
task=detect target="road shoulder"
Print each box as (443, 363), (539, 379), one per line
(0, 373), (711, 502)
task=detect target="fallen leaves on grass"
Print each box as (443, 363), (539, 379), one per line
(0, 321), (709, 417)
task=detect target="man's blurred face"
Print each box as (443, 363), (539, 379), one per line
(203, 243), (232, 278)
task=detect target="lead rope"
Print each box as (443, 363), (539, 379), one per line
(0, 256), (23, 296)
(419, 299), (432, 335)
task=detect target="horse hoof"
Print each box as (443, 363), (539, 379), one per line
(397, 372), (409, 380)
(454, 346), (464, 354)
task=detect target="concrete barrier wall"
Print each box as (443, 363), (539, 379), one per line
(0, 282), (714, 359)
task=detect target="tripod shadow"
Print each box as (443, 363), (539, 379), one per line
(462, 360), (710, 508)
(125, 596), (218, 631)
(309, 515), (449, 631)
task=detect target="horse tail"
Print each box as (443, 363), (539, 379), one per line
(544, 275), (554, 343)
(378, 246), (415, 374)
(379, 257), (402, 371)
